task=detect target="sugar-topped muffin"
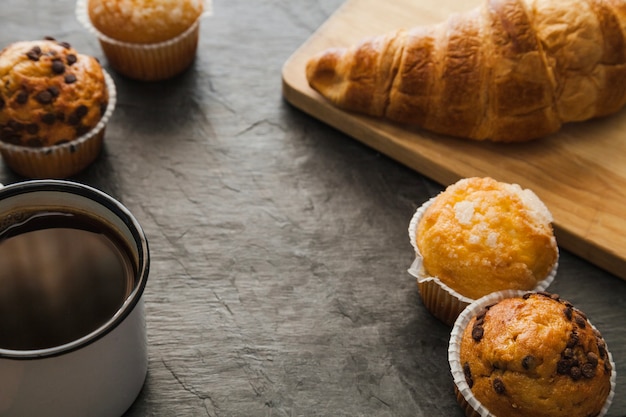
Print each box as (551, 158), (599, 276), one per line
(408, 177), (558, 326)
(456, 292), (614, 417)
(417, 177), (557, 299)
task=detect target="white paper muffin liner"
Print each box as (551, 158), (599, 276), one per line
(76, 0), (212, 81)
(0, 70), (116, 179)
(408, 196), (559, 327)
(448, 290), (617, 417)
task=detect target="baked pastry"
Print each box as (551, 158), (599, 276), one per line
(0, 38), (114, 178)
(306, 0), (626, 142)
(0, 39), (108, 147)
(451, 291), (614, 417)
(79, 0), (205, 81)
(408, 177), (558, 325)
(87, 0), (204, 44)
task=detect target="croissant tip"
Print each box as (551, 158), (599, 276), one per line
(306, 48), (346, 90)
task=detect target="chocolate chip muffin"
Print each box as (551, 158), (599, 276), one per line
(78, 0), (205, 80)
(0, 38), (108, 147)
(408, 177), (558, 326)
(456, 292), (614, 417)
(0, 38), (115, 178)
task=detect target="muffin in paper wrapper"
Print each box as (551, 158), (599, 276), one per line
(448, 289), (616, 417)
(0, 71), (116, 179)
(408, 196), (558, 327)
(76, 0), (212, 81)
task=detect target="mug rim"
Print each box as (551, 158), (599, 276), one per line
(0, 179), (149, 359)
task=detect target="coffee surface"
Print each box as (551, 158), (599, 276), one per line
(0, 212), (135, 351)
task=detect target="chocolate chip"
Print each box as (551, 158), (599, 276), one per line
(55, 112), (65, 122)
(100, 102), (107, 116)
(68, 113), (79, 125)
(64, 74), (77, 84)
(1, 126), (14, 137)
(522, 355), (535, 370)
(1, 131), (20, 144)
(574, 315), (586, 329)
(463, 362), (473, 388)
(75, 124), (90, 137)
(58, 41), (71, 49)
(0, 96), (4, 109)
(597, 343), (607, 359)
(16, 90), (28, 104)
(66, 54), (77, 66)
(566, 331), (579, 348)
(522, 292), (532, 299)
(25, 137), (44, 147)
(7, 120), (24, 131)
(471, 325), (484, 342)
(563, 306), (573, 321)
(557, 358), (573, 374)
(587, 352), (598, 367)
(48, 86), (60, 98)
(605, 360), (612, 373)
(41, 113), (56, 124)
(25, 123), (39, 134)
(581, 363), (596, 378)
(51, 59), (65, 74)
(26, 46), (42, 61)
(44, 36), (56, 41)
(36, 90), (53, 104)
(570, 366), (582, 380)
(75, 105), (88, 119)
(493, 378), (506, 394)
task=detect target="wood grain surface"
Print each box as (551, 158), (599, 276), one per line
(1, 0), (625, 416)
(282, 0), (626, 281)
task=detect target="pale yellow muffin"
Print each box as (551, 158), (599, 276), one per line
(87, 0), (204, 44)
(458, 292), (613, 417)
(0, 39), (108, 147)
(416, 177), (558, 300)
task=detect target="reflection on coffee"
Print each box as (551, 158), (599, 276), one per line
(0, 211), (136, 351)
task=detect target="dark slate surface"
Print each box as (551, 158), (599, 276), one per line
(1, 1), (625, 416)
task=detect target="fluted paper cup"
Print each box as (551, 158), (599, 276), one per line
(0, 71), (116, 179)
(408, 197), (558, 327)
(448, 290), (616, 417)
(76, 0), (212, 81)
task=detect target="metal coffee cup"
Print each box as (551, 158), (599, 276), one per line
(0, 180), (149, 417)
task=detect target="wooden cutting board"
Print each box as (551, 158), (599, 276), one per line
(282, 0), (626, 281)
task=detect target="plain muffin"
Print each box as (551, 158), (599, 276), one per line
(416, 177), (558, 299)
(87, 0), (204, 44)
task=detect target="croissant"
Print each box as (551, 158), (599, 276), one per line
(305, 0), (626, 142)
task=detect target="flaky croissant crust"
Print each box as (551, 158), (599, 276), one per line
(306, 0), (626, 142)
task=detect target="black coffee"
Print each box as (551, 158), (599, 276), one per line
(0, 211), (136, 351)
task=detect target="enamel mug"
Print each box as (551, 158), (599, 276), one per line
(0, 180), (149, 417)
